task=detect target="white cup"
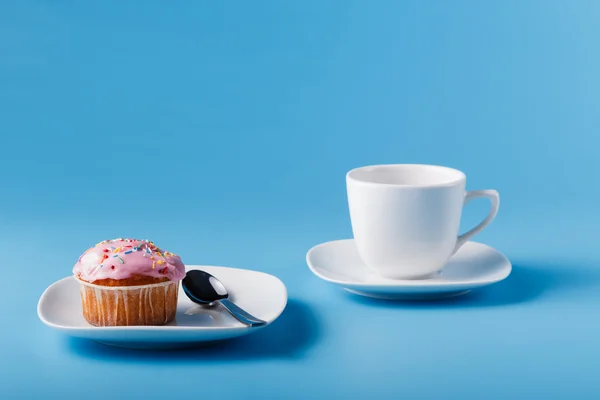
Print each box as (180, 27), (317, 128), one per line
(346, 164), (499, 280)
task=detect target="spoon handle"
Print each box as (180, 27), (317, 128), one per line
(218, 299), (267, 327)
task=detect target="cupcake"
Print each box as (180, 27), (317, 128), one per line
(73, 238), (186, 326)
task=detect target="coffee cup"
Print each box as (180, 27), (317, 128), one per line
(346, 164), (499, 279)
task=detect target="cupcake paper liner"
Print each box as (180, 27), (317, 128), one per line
(77, 279), (179, 326)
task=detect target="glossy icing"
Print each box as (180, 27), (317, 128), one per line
(73, 238), (186, 283)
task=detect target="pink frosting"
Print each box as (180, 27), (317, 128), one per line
(73, 238), (186, 283)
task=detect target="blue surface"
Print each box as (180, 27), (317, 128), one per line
(2, 1), (600, 398)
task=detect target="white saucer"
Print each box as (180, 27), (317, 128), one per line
(38, 265), (288, 349)
(306, 239), (511, 300)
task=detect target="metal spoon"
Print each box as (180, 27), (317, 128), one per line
(182, 270), (266, 327)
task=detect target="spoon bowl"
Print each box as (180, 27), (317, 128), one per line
(182, 270), (267, 327)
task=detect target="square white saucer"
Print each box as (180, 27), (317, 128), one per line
(38, 265), (288, 349)
(306, 239), (511, 300)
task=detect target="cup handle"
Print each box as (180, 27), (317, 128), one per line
(453, 190), (500, 254)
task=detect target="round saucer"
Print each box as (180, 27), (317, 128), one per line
(306, 239), (511, 300)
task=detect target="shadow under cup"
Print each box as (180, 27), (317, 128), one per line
(346, 164), (499, 280)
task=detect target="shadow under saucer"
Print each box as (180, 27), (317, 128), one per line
(342, 262), (600, 308)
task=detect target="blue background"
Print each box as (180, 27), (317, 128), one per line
(2, 1), (600, 398)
